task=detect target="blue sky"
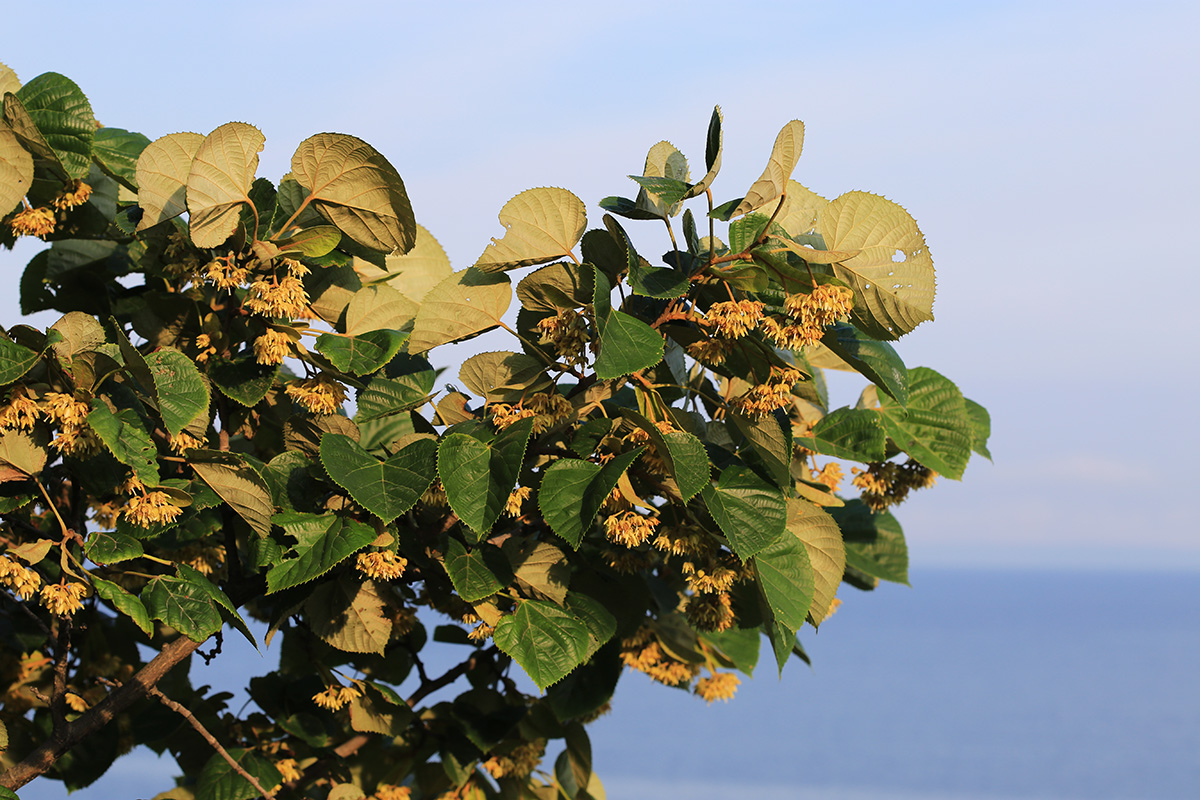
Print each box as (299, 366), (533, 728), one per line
(3, 0), (1198, 569)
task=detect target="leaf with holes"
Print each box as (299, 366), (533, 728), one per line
(146, 348), (209, 436)
(136, 131), (204, 230)
(320, 433), (436, 523)
(186, 123), (265, 247)
(538, 448), (643, 549)
(266, 516), (376, 594)
(732, 120), (804, 218)
(818, 191), (935, 339)
(290, 133), (416, 254)
(438, 418), (532, 540)
(493, 599), (593, 691)
(474, 187), (587, 272)
(408, 268), (511, 353)
(787, 498), (844, 626)
(877, 366), (974, 480)
(701, 465), (786, 561)
(459, 351), (551, 402)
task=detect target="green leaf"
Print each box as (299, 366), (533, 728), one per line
(87, 401), (159, 486)
(516, 260), (593, 313)
(767, 620), (799, 674)
(209, 356), (278, 407)
(91, 127), (150, 191)
(0, 122), (33, 216)
(176, 563), (257, 648)
(459, 351), (551, 402)
(275, 225), (341, 258)
(753, 526), (815, 631)
(315, 330), (406, 376)
(290, 133), (416, 254)
(619, 409), (709, 501)
(796, 407), (887, 462)
(141, 575), (222, 642)
(474, 187), (587, 272)
(633, 141), (689, 219)
(0, 429), (46, 480)
(135, 131), (204, 230)
(538, 448), (643, 548)
(832, 500), (909, 585)
(320, 433), (436, 523)
(564, 592), (616, 661)
(684, 105), (723, 200)
(408, 268), (511, 353)
(628, 175), (690, 208)
(965, 398), (992, 460)
(787, 498), (844, 625)
(701, 465), (786, 561)
(360, 224), (452, 302)
(195, 748), (281, 800)
(12, 73), (95, 180)
(305, 575), (392, 654)
(355, 373), (434, 422)
(701, 626), (759, 677)
(438, 418), (532, 539)
(493, 599), (593, 691)
(730, 411), (792, 488)
(345, 284), (419, 335)
(443, 538), (511, 603)
(189, 455), (274, 537)
(818, 191), (935, 339)
(145, 348), (210, 437)
(50, 311), (105, 362)
(0, 332), (39, 385)
(90, 576), (153, 636)
(507, 539), (571, 605)
(592, 267), (663, 379)
(732, 120), (804, 218)
(186, 123), (265, 247)
(820, 322), (908, 404)
(769, 180), (829, 236)
(84, 531), (144, 565)
(877, 366), (974, 480)
(266, 515), (376, 593)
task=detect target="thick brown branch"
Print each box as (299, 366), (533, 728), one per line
(0, 634), (203, 791)
(147, 685), (277, 800)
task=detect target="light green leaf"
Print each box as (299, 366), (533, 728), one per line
(320, 433), (436, 523)
(443, 538), (510, 602)
(84, 531), (144, 565)
(796, 407), (887, 462)
(187, 122), (265, 247)
(6, 539), (51, 564)
(0, 62), (19, 96)
(819, 322), (908, 404)
(290, 133), (416, 254)
(88, 401), (159, 486)
(832, 500), (909, 585)
(0, 122), (33, 215)
(965, 398), (992, 461)
(474, 187), (587, 272)
(91, 127), (151, 191)
(538, 448), (644, 548)
(459, 351), (551, 402)
(135, 131), (204, 230)
(438, 418), (532, 539)
(701, 465), (786, 561)
(408, 268), (511, 353)
(275, 225), (341, 257)
(209, 356), (278, 407)
(195, 748), (281, 800)
(141, 575), (222, 642)
(683, 106), (723, 200)
(12, 73), (95, 180)
(345, 283), (419, 335)
(769, 180), (829, 236)
(493, 598), (593, 691)
(634, 141), (689, 219)
(507, 539), (571, 606)
(50, 311), (105, 362)
(91, 576), (153, 636)
(266, 516), (376, 593)
(877, 366), (974, 480)
(0, 429), (47, 480)
(305, 575), (392, 654)
(359, 224), (452, 302)
(787, 498), (844, 625)
(146, 348), (210, 437)
(0, 332), (39, 385)
(732, 120), (804, 218)
(315, 329), (405, 375)
(753, 526), (815, 631)
(355, 373), (434, 422)
(189, 455), (273, 537)
(818, 191), (935, 339)
(730, 411), (792, 488)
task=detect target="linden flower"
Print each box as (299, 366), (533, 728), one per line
(245, 274), (309, 318)
(42, 393), (90, 427)
(732, 366), (805, 419)
(620, 629), (701, 686)
(281, 257), (310, 278)
(825, 597), (844, 620)
(686, 337), (735, 365)
(695, 672), (741, 703)
(52, 180), (93, 211)
(274, 758), (302, 784)
(685, 591), (735, 632)
(123, 491), (183, 528)
(481, 740), (546, 780)
(603, 510), (659, 549)
(535, 308), (590, 365)
(9, 207), (56, 239)
(467, 622), (494, 642)
(356, 550), (407, 581)
(64, 692), (89, 712)
(524, 391), (574, 432)
(651, 527), (710, 558)
(169, 431), (205, 454)
(421, 480), (448, 507)
(785, 284), (855, 329)
(372, 784), (412, 800)
(489, 403), (538, 430)
(760, 315), (822, 350)
(504, 485), (532, 517)
(205, 258), (250, 290)
(40, 580), (87, 617)
(312, 685), (359, 711)
(813, 462), (844, 492)
(681, 559), (738, 594)
(0, 389), (40, 431)
(705, 300), (764, 339)
(253, 328), (293, 366)
(285, 375), (346, 415)
(0, 555), (42, 600)
(851, 459), (937, 512)
(49, 424), (101, 458)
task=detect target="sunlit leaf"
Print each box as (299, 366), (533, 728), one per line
(306, 575), (392, 654)
(701, 465), (786, 560)
(320, 433), (435, 523)
(493, 599), (593, 691)
(88, 401), (159, 486)
(266, 515), (376, 593)
(443, 538), (510, 603)
(0, 331), (39, 385)
(0, 123), (33, 215)
(683, 106), (723, 200)
(135, 131), (204, 230)
(345, 284), (418, 336)
(754, 525), (815, 631)
(408, 268), (511, 353)
(146, 348), (210, 436)
(142, 575), (223, 642)
(438, 418), (532, 540)
(189, 454), (273, 537)
(538, 449), (643, 549)
(786, 498), (844, 626)
(186, 122), (265, 247)
(11, 73), (95, 180)
(474, 187), (587, 272)
(459, 351), (551, 402)
(92, 127), (151, 192)
(877, 366), (974, 480)
(358, 224), (452, 302)
(732, 120), (804, 218)
(91, 576), (153, 636)
(315, 329), (406, 375)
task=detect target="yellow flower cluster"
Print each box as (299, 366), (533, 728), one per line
(813, 462), (844, 492)
(421, 480), (448, 508)
(480, 739), (546, 780)
(694, 671), (741, 703)
(685, 591), (735, 632)
(681, 559), (738, 595)
(851, 459), (937, 512)
(9, 207), (56, 239)
(274, 758), (303, 784)
(253, 328), (293, 366)
(686, 337), (735, 365)
(312, 684), (360, 711)
(534, 308), (590, 365)
(0, 555), (42, 599)
(169, 431), (205, 454)
(732, 366), (803, 419)
(651, 526), (710, 558)
(42, 392), (101, 456)
(52, 180), (93, 211)
(504, 485), (531, 517)
(602, 547), (653, 574)
(467, 622), (494, 643)
(245, 274), (309, 319)
(620, 627), (702, 687)
(356, 550), (407, 581)
(603, 510), (659, 548)
(488, 403), (538, 430)
(786, 284), (855, 329)
(524, 391), (574, 432)
(64, 692), (89, 712)
(371, 784), (412, 800)
(40, 580), (87, 617)
(706, 300), (765, 339)
(123, 491), (183, 527)
(90, 501), (120, 530)
(0, 389), (40, 431)
(205, 258), (250, 290)
(285, 375), (346, 415)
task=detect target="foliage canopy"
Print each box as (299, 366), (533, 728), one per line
(0, 65), (988, 800)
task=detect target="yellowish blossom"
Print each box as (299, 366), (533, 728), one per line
(245, 274), (309, 318)
(356, 550), (407, 581)
(0, 388), (40, 431)
(123, 491), (183, 527)
(205, 258), (250, 290)
(685, 591), (735, 632)
(534, 308), (590, 365)
(603, 510), (659, 548)
(9, 207), (56, 239)
(372, 784), (412, 800)
(686, 337), (735, 365)
(253, 328), (293, 366)
(40, 580), (87, 616)
(480, 739), (546, 780)
(275, 758), (302, 784)
(285, 375), (346, 415)
(694, 671), (741, 703)
(64, 692), (89, 712)
(681, 559), (738, 594)
(705, 300), (764, 339)
(813, 462), (844, 492)
(52, 180), (93, 211)
(0, 555), (42, 599)
(312, 684), (359, 711)
(169, 431), (205, 454)
(504, 485), (531, 517)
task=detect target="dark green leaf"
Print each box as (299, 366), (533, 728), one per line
(141, 575), (222, 642)
(146, 348), (210, 437)
(209, 356), (278, 407)
(266, 516), (376, 593)
(438, 418), (532, 539)
(965, 397), (992, 460)
(443, 538), (510, 602)
(315, 329), (406, 375)
(701, 626), (760, 677)
(564, 592), (616, 661)
(87, 401), (159, 486)
(538, 448), (643, 548)
(0, 333), (39, 385)
(91, 576), (152, 636)
(356, 365), (435, 422)
(832, 499), (909, 585)
(592, 267), (663, 379)
(13, 73), (95, 180)
(730, 410), (792, 488)
(753, 527), (815, 631)
(195, 748), (282, 800)
(701, 465), (786, 560)
(83, 530), (143, 565)
(878, 367), (974, 480)
(821, 322), (908, 405)
(176, 563), (257, 647)
(320, 433), (436, 523)
(598, 195), (661, 221)
(91, 127), (150, 191)
(796, 407), (887, 462)
(493, 599), (593, 691)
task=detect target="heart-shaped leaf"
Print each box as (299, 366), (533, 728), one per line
(701, 465), (786, 561)
(315, 330), (406, 376)
(877, 366), (973, 480)
(136, 131), (204, 230)
(493, 599), (593, 691)
(320, 433), (436, 523)
(266, 515), (376, 594)
(11, 73), (95, 180)
(786, 498), (844, 626)
(408, 268), (511, 353)
(345, 284), (418, 335)
(92, 127), (151, 192)
(358, 224), (453, 303)
(474, 187), (587, 272)
(146, 348), (210, 437)
(438, 418), (533, 539)
(187, 122), (265, 247)
(538, 448), (643, 549)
